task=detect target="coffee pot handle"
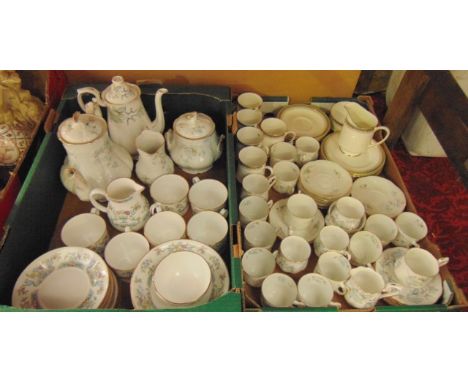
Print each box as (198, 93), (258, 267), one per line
(89, 188), (109, 214)
(77, 87), (105, 113)
(368, 126), (391, 149)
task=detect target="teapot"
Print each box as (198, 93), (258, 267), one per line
(58, 112), (133, 201)
(77, 76), (167, 155)
(165, 112), (224, 174)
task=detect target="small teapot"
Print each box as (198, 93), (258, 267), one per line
(166, 112), (225, 174)
(77, 76), (168, 155)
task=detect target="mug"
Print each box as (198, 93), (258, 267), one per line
(314, 250), (352, 293)
(296, 273), (341, 308)
(237, 92), (263, 110)
(236, 126), (265, 151)
(260, 118), (296, 148)
(187, 211), (228, 252)
(392, 212), (428, 248)
(394, 248), (449, 288)
(269, 142), (298, 166)
(261, 273), (298, 308)
(242, 248), (277, 287)
(272, 161), (300, 195)
(313, 225), (349, 257)
(237, 109), (263, 127)
(237, 146), (272, 183)
(243, 220), (277, 250)
(284, 193), (318, 234)
(143, 211), (186, 247)
(328, 197), (366, 233)
(239, 196), (273, 227)
(364, 214), (398, 246)
(60, 208), (109, 254)
(348, 231), (383, 266)
(276, 235), (311, 274)
(295, 136), (319, 166)
(337, 103), (391, 157)
(150, 174), (189, 216)
(343, 267), (401, 309)
(104, 228), (150, 281)
(189, 177), (228, 215)
(241, 173), (276, 200)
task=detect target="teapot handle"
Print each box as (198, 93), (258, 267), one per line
(89, 188), (109, 214)
(216, 134), (226, 159)
(77, 87), (105, 113)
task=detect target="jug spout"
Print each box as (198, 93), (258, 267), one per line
(152, 88), (168, 132)
(344, 103), (378, 131)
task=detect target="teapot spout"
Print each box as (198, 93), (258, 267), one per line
(152, 88), (168, 133)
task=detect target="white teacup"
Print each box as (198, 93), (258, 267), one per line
(242, 248), (277, 288)
(295, 136), (319, 166)
(261, 273), (298, 308)
(239, 195), (273, 227)
(238, 92), (263, 110)
(260, 118), (296, 148)
(284, 193), (318, 234)
(150, 174), (190, 216)
(187, 211), (228, 252)
(241, 173), (276, 200)
(392, 212), (428, 248)
(269, 142), (298, 167)
(143, 211), (186, 247)
(313, 225), (349, 257)
(394, 248), (449, 288)
(329, 197), (366, 233)
(189, 177), (228, 215)
(272, 161), (300, 195)
(237, 126), (264, 150)
(60, 208), (109, 254)
(237, 146), (272, 182)
(343, 267), (401, 309)
(104, 228), (150, 281)
(151, 251), (213, 309)
(276, 235), (311, 274)
(314, 250), (352, 293)
(296, 273), (341, 308)
(237, 109), (263, 127)
(364, 214), (398, 246)
(243, 220), (277, 250)
(348, 231), (383, 266)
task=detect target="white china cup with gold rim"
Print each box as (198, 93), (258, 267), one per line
(348, 231), (383, 267)
(238, 92), (263, 110)
(276, 235), (311, 274)
(143, 211), (186, 247)
(242, 248), (277, 288)
(261, 273), (298, 308)
(239, 195), (273, 227)
(314, 250), (352, 294)
(284, 193), (318, 233)
(189, 177), (228, 215)
(260, 118), (296, 148)
(237, 109), (263, 127)
(269, 141), (298, 167)
(392, 212), (428, 248)
(243, 220), (277, 250)
(329, 196), (366, 233)
(364, 214), (398, 247)
(150, 174), (189, 216)
(313, 225), (350, 257)
(296, 273), (341, 308)
(237, 146), (272, 182)
(272, 161), (300, 195)
(241, 173), (276, 200)
(187, 211), (228, 252)
(295, 136), (320, 166)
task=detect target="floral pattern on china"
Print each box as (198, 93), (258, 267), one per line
(130, 240), (230, 310)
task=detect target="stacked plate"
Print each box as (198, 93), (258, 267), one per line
(298, 160), (353, 208)
(277, 105), (331, 140)
(12, 247), (113, 310)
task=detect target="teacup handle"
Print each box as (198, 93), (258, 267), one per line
(192, 176), (201, 185)
(259, 145), (270, 156)
(77, 87), (105, 112)
(272, 250), (279, 259)
(335, 283), (348, 296)
(398, 227), (420, 248)
(89, 188), (109, 214)
(284, 131), (297, 144)
(90, 207), (100, 215)
(368, 126), (391, 149)
(267, 200), (274, 209)
(438, 257), (449, 267)
(337, 250), (352, 261)
(264, 166), (274, 178)
(150, 203), (163, 215)
(219, 208), (229, 218)
(266, 175), (277, 190)
(293, 300), (306, 308)
(380, 283), (402, 298)
(328, 301), (342, 309)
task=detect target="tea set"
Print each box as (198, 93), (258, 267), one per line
(236, 93), (449, 309)
(12, 76), (230, 310)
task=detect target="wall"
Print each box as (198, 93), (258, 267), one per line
(65, 70), (360, 104)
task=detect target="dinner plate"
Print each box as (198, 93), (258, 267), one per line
(277, 105), (330, 139)
(130, 240), (229, 310)
(12, 247), (109, 309)
(351, 176), (406, 218)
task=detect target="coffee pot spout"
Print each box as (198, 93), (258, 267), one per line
(152, 88), (168, 132)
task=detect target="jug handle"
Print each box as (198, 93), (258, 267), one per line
(368, 126), (391, 149)
(216, 134), (226, 158)
(165, 130), (174, 151)
(77, 87), (105, 113)
(89, 188), (109, 214)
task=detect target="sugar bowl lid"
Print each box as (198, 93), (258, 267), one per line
(101, 76), (140, 104)
(58, 112), (106, 144)
(173, 112), (215, 139)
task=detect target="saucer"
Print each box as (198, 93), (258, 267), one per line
(130, 240), (229, 310)
(375, 247), (443, 306)
(277, 105), (331, 140)
(12, 247), (109, 309)
(320, 133), (385, 177)
(268, 199), (324, 242)
(351, 176), (406, 218)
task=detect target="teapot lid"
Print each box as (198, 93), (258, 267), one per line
(58, 112), (106, 144)
(173, 112), (215, 139)
(101, 76), (140, 105)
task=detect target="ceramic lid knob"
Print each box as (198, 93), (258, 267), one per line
(102, 75), (139, 104)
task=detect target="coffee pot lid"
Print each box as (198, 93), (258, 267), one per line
(58, 112), (105, 144)
(101, 76), (139, 104)
(173, 112), (215, 139)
